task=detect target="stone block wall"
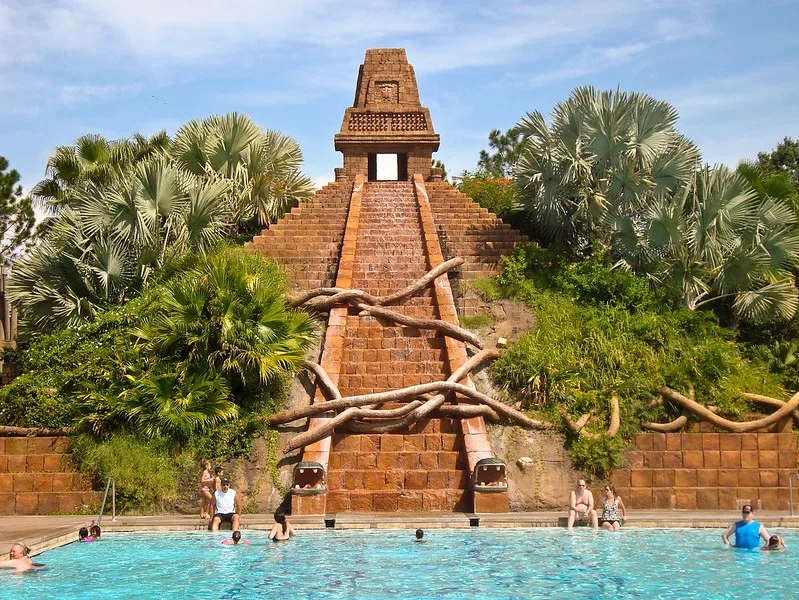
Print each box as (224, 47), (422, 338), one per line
(610, 433), (799, 511)
(0, 437), (101, 515)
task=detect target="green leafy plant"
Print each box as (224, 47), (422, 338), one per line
(461, 315), (493, 329)
(70, 434), (189, 512)
(457, 171), (520, 219)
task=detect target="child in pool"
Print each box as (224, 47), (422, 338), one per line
(78, 527), (94, 542)
(762, 535), (787, 550)
(221, 531), (250, 545)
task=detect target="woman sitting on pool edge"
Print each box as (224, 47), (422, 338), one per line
(599, 485), (627, 530)
(269, 512), (296, 542)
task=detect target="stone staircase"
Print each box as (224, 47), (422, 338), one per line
(245, 181), (353, 290)
(248, 169), (531, 514)
(322, 181), (470, 512)
(425, 181), (527, 316)
(0, 436), (101, 515)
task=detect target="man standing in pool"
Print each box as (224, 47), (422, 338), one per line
(211, 477), (242, 532)
(722, 504), (771, 548)
(567, 479), (598, 529)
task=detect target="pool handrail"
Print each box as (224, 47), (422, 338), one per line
(97, 476), (117, 525)
(789, 472), (799, 516)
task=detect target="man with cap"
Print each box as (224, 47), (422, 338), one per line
(211, 477), (242, 532)
(722, 504), (770, 548)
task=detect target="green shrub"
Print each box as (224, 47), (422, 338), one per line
(461, 315), (493, 329)
(569, 436), (627, 477)
(71, 434), (190, 512)
(0, 377), (78, 427)
(457, 172), (519, 219)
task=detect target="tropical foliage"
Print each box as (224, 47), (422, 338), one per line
(171, 113), (314, 227)
(0, 156), (36, 265)
(11, 113), (314, 332)
(31, 132), (170, 209)
(514, 87), (799, 322)
(0, 248), (316, 441)
(456, 171), (520, 220)
(491, 245), (784, 474)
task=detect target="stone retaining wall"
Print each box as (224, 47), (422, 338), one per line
(610, 433), (798, 511)
(0, 437), (101, 515)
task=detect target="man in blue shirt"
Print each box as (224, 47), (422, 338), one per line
(722, 504), (770, 548)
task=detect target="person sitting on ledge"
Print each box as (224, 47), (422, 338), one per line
(211, 477), (242, 532)
(722, 504), (770, 548)
(0, 543), (34, 572)
(567, 479), (598, 529)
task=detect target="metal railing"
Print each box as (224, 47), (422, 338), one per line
(96, 477), (116, 526)
(789, 473), (799, 516)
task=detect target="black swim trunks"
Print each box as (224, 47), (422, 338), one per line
(215, 513), (236, 524)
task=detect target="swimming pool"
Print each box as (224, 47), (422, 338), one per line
(1, 528), (794, 599)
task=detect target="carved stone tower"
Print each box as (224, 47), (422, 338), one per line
(334, 48), (440, 181)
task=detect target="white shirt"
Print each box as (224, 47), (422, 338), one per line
(214, 489), (237, 513)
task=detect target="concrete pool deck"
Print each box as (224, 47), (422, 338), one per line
(4, 510), (799, 557)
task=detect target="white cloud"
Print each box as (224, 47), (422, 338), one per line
(60, 83), (141, 104)
(313, 173), (335, 190)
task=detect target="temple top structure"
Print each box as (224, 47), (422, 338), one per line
(334, 49), (440, 181)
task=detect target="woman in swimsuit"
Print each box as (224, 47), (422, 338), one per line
(600, 485), (627, 531)
(268, 512), (296, 542)
(200, 460), (214, 520)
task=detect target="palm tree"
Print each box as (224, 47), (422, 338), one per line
(31, 131), (170, 209)
(515, 86), (699, 248)
(171, 113), (315, 227)
(133, 248), (317, 390)
(9, 158), (234, 330)
(611, 166), (799, 321)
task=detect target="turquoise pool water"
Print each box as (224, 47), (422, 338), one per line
(1, 528), (794, 599)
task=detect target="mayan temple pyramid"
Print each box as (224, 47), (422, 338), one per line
(247, 49), (527, 514)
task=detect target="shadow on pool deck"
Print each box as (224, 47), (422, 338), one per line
(4, 510), (799, 557)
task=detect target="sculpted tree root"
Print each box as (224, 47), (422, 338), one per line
(654, 387), (799, 433)
(292, 257), (481, 349)
(561, 394), (620, 439)
(291, 257), (464, 308)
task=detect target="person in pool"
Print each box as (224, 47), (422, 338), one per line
(268, 512), (296, 542)
(222, 530), (250, 546)
(722, 504), (771, 548)
(762, 535), (787, 551)
(90, 525), (101, 540)
(0, 543), (34, 572)
(78, 527), (94, 542)
(414, 529), (425, 542)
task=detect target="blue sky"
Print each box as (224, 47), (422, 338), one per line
(1, 0), (798, 193)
